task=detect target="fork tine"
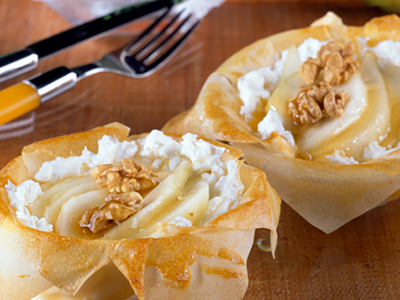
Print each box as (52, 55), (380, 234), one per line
(130, 9), (185, 58)
(141, 13), (195, 62)
(75, 5), (201, 79)
(144, 19), (201, 72)
(124, 5), (172, 52)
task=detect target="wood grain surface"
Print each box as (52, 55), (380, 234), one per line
(0, 1), (398, 299)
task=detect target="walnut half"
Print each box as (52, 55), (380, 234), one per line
(299, 41), (359, 86)
(80, 158), (158, 233)
(288, 82), (348, 125)
(92, 158), (158, 194)
(79, 191), (144, 233)
(288, 90), (323, 125)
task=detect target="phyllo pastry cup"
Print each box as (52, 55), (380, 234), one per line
(0, 122), (280, 300)
(163, 13), (400, 233)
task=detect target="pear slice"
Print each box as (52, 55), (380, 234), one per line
(266, 47), (303, 131)
(134, 176), (209, 239)
(46, 180), (101, 226)
(296, 72), (368, 156)
(265, 73), (303, 133)
(156, 176), (209, 227)
(103, 160), (193, 240)
(265, 46), (303, 133)
(244, 48), (300, 131)
(302, 52), (390, 161)
(31, 176), (94, 219)
(377, 62), (400, 148)
(56, 189), (108, 239)
(278, 46), (302, 85)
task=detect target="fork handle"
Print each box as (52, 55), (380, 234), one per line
(0, 67), (77, 126)
(28, 66), (77, 102)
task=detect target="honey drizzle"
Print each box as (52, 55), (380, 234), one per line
(380, 101), (400, 148)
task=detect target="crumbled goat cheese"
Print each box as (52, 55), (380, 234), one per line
(363, 141), (400, 161)
(180, 133), (226, 172)
(35, 136), (138, 182)
(238, 38), (327, 121)
(325, 150), (359, 165)
(35, 153), (92, 182)
(238, 66), (280, 119)
(273, 49), (289, 76)
(168, 216), (193, 227)
(139, 131), (244, 222)
(297, 38), (328, 63)
(140, 130), (182, 160)
(362, 39), (400, 68)
(257, 110), (295, 146)
(201, 160), (244, 224)
(139, 130), (226, 173)
(5, 180), (52, 232)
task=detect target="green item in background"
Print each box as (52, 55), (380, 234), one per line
(364, 0), (400, 13)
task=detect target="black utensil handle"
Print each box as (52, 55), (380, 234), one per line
(0, 50), (38, 83)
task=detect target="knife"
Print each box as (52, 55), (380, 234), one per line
(0, 0), (173, 83)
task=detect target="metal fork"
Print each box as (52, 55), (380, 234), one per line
(0, 5), (200, 126)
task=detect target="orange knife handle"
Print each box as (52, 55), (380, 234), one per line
(0, 66), (77, 126)
(0, 82), (40, 126)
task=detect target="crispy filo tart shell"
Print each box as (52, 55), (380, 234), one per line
(0, 123), (280, 300)
(163, 13), (400, 234)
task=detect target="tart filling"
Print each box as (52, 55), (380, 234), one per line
(5, 130), (245, 239)
(238, 36), (400, 164)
